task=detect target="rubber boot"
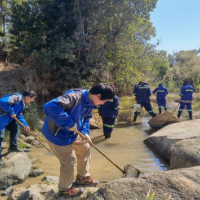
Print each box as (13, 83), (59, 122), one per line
(104, 132), (111, 139)
(159, 108), (162, 114)
(189, 112), (192, 120)
(150, 113), (156, 118)
(133, 111), (139, 122)
(177, 111), (182, 119)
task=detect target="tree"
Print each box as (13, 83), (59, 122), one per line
(10, 0), (158, 91)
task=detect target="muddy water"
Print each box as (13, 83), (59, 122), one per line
(14, 124), (168, 190)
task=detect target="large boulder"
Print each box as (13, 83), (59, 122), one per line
(170, 139), (200, 169)
(0, 153), (32, 190)
(90, 166), (200, 200)
(8, 183), (98, 200)
(144, 119), (200, 160)
(148, 111), (182, 129)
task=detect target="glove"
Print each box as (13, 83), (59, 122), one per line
(68, 123), (77, 132)
(84, 134), (91, 143)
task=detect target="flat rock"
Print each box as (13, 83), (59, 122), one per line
(144, 119), (200, 160)
(170, 138), (200, 169)
(29, 169), (44, 177)
(25, 136), (35, 143)
(42, 176), (59, 183)
(9, 183), (98, 200)
(89, 166), (200, 200)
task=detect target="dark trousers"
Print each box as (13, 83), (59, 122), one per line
(102, 117), (116, 133)
(137, 101), (155, 115)
(0, 120), (19, 158)
(179, 102), (192, 112)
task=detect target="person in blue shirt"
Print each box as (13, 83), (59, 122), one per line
(97, 84), (120, 139)
(133, 82), (156, 122)
(42, 83), (115, 197)
(153, 83), (169, 114)
(177, 80), (194, 119)
(133, 81), (143, 96)
(0, 90), (36, 165)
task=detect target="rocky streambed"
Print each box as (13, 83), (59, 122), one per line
(2, 116), (200, 199)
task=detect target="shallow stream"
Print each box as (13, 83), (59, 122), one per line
(19, 122), (169, 189)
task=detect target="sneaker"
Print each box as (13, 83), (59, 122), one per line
(75, 175), (99, 187)
(8, 147), (24, 153)
(0, 158), (5, 166)
(59, 187), (83, 197)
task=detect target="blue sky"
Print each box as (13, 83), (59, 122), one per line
(150, 0), (200, 54)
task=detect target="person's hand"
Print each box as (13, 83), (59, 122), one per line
(84, 134), (91, 143)
(10, 114), (16, 119)
(24, 126), (30, 132)
(68, 123), (77, 132)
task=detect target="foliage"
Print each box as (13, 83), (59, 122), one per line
(9, 0), (160, 93)
(18, 141), (29, 148)
(0, 0), (23, 62)
(165, 50), (200, 91)
(23, 101), (43, 131)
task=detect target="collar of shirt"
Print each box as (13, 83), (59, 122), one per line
(82, 90), (96, 109)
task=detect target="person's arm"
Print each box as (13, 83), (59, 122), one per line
(18, 113), (29, 129)
(133, 85), (137, 95)
(114, 96), (120, 110)
(148, 87), (152, 96)
(43, 93), (81, 129)
(179, 87), (185, 97)
(152, 88), (157, 95)
(0, 94), (22, 116)
(80, 109), (93, 136)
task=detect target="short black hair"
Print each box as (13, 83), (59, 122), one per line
(139, 81), (143, 85)
(22, 90), (36, 97)
(183, 80), (190, 86)
(89, 83), (115, 100)
(159, 83), (163, 87)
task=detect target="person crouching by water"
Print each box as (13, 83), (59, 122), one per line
(153, 83), (169, 114)
(0, 90), (36, 165)
(42, 83), (115, 197)
(133, 82), (156, 122)
(97, 84), (120, 139)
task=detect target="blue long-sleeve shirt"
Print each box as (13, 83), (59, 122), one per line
(134, 84), (151, 102)
(42, 89), (96, 146)
(180, 85), (194, 101)
(97, 95), (119, 118)
(153, 86), (169, 100)
(0, 93), (28, 130)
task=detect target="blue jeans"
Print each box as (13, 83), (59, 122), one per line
(0, 120), (19, 158)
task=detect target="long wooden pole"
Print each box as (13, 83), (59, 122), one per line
(15, 118), (52, 153)
(74, 130), (125, 174)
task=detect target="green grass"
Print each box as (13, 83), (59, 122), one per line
(18, 142), (29, 149)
